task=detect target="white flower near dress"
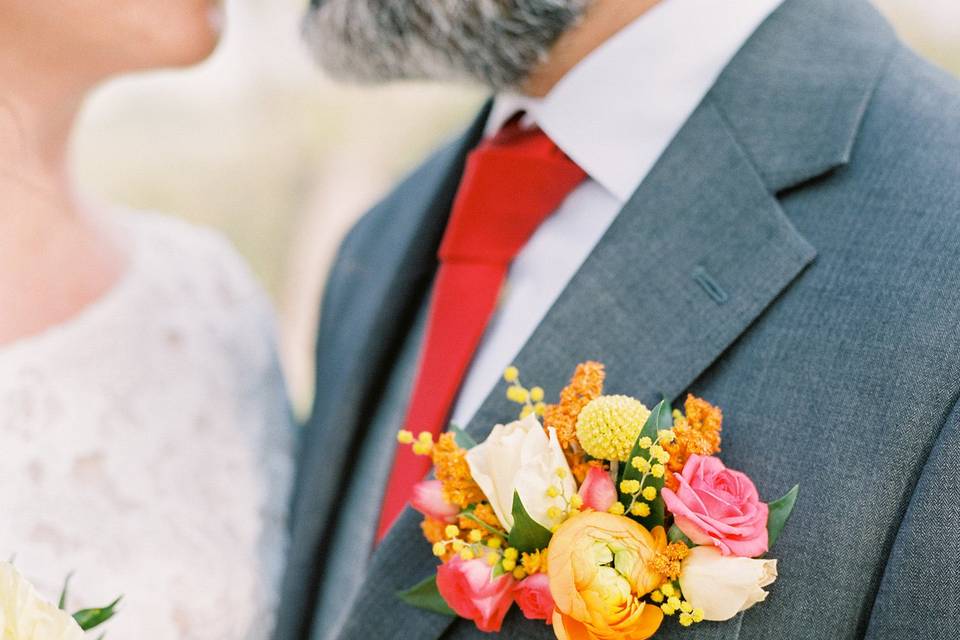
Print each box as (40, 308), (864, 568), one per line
(0, 562), (84, 640)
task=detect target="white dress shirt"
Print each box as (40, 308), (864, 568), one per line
(451, 0), (785, 426)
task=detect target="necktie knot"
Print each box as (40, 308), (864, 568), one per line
(438, 121), (586, 264)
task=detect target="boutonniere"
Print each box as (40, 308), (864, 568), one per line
(397, 362), (798, 638)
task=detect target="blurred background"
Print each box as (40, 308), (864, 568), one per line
(72, 0), (960, 415)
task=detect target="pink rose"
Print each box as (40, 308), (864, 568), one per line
(436, 557), (516, 633)
(578, 466), (617, 512)
(513, 573), (555, 624)
(661, 455), (769, 557)
(410, 480), (459, 523)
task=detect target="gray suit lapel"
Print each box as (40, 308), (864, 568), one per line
(277, 106), (492, 640)
(334, 0), (895, 637)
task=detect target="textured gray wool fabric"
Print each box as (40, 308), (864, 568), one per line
(274, 0), (960, 638)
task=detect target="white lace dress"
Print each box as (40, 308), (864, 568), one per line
(0, 211), (294, 639)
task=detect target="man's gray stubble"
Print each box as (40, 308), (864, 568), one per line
(303, 0), (590, 89)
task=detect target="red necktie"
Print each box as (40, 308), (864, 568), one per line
(376, 117), (587, 542)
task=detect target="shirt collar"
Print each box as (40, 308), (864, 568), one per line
(485, 0), (785, 203)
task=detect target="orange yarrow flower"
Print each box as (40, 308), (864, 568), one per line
(663, 395), (722, 490)
(544, 361), (605, 480)
(421, 516), (448, 544)
(544, 361), (606, 449)
(458, 502), (504, 537)
(421, 517), (456, 561)
(650, 541), (691, 581)
(432, 433), (486, 509)
(521, 549), (548, 575)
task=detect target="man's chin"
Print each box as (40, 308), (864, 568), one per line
(302, 0), (588, 89)
(302, 5), (425, 85)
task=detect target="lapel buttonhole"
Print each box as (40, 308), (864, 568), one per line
(692, 266), (729, 305)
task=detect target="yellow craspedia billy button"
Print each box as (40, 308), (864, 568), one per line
(576, 395), (651, 461)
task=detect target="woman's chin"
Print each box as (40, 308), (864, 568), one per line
(192, 28), (224, 65)
(164, 19), (224, 68)
(156, 4), (226, 68)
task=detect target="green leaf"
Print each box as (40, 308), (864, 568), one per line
(397, 576), (456, 617)
(766, 484), (799, 549)
(58, 572), (73, 610)
(449, 424), (478, 450)
(507, 492), (553, 553)
(73, 596), (122, 631)
(667, 524), (694, 547)
(620, 399), (673, 529)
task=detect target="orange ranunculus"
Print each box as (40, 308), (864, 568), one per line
(547, 512), (667, 640)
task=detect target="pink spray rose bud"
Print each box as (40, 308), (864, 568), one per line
(578, 465), (618, 512)
(436, 557), (516, 633)
(513, 573), (555, 624)
(661, 454), (769, 557)
(410, 480), (459, 523)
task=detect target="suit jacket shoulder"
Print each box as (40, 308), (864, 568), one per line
(329, 135), (471, 279)
(860, 44), (960, 222)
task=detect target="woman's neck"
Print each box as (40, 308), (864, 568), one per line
(0, 67), (126, 345)
(0, 62), (85, 228)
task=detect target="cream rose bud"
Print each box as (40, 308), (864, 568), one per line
(0, 562), (85, 639)
(679, 546), (778, 621)
(466, 414), (576, 531)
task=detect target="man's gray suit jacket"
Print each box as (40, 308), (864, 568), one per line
(276, 0), (960, 637)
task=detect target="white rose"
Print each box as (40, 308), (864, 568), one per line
(0, 562), (85, 639)
(679, 546), (778, 621)
(465, 414), (576, 531)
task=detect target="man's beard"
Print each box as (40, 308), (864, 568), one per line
(303, 0), (590, 90)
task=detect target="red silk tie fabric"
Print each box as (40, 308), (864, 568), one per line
(376, 118), (587, 542)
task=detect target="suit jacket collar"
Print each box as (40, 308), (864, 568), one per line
(323, 1), (898, 638)
(707, 0), (895, 192)
(484, 0), (786, 203)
